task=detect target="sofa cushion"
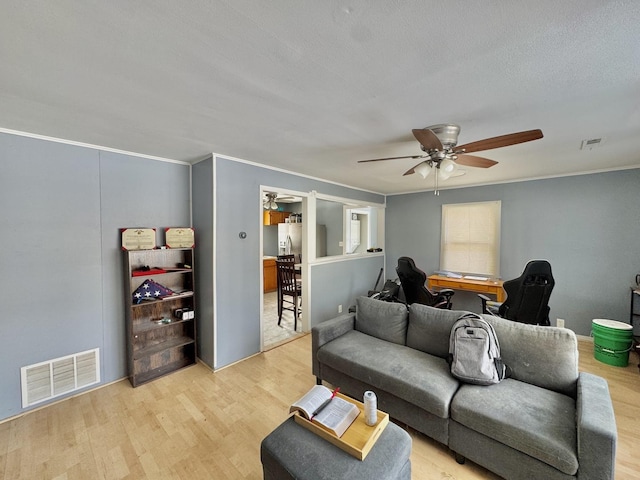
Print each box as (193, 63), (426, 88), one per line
(451, 378), (578, 475)
(406, 305), (470, 359)
(483, 315), (579, 397)
(355, 296), (408, 345)
(316, 329), (459, 418)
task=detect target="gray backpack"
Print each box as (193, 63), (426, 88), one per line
(448, 313), (507, 385)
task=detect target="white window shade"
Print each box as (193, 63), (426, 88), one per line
(441, 201), (501, 276)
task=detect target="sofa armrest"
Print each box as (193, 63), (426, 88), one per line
(576, 372), (617, 480)
(311, 313), (355, 379)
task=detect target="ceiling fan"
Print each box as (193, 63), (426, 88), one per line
(358, 124), (543, 193)
(263, 192), (300, 210)
(263, 192), (279, 210)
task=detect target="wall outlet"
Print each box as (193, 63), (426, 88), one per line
(338, 304), (343, 313)
(556, 318), (565, 328)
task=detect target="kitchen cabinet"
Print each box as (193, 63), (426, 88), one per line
(264, 257), (277, 293)
(263, 210), (290, 225)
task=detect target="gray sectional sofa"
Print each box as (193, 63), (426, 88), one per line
(311, 296), (617, 480)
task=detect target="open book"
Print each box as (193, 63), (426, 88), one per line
(289, 385), (360, 438)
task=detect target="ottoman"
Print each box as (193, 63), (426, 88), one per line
(260, 416), (412, 480)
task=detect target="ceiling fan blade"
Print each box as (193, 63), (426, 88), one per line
(412, 128), (443, 150)
(358, 154), (425, 163)
(454, 154), (498, 168)
(455, 129), (543, 154)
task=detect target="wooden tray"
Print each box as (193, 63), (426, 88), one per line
(293, 392), (389, 460)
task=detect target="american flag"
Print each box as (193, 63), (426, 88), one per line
(133, 279), (174, 304)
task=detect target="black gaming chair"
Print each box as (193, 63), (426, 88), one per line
(396, 257), (454, 309)
(479, 260), (555, 326)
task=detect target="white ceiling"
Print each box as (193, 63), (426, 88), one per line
(2, 1), (639, 194)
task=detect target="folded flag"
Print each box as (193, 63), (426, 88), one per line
(133, 279), (174, 303)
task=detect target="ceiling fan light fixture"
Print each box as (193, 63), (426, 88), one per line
(414, 162), (432, 179)
(438, 158), (457, 180)
(264, 193), (279, 210)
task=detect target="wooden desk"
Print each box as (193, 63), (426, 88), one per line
(427, 274), (506, 302)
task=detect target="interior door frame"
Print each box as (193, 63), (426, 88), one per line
(259, 185), (310, 351)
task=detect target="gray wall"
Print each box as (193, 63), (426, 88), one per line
(193, 156), (384, 369)
(310, 255), (384, 322)
(192, 157), (215, 368)
(0, 132), (190, 421)
(385, 169), (640, 335)
(263, 225), (279, 256)
(316, 198), (345, 257)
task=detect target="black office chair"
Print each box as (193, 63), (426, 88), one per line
(396, 257), (454, 309)
(479, 260), (555, 326)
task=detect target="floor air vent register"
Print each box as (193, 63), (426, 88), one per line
(20, 348), (100, 407)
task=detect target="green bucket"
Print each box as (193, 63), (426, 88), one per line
(592, 319), (633, 367)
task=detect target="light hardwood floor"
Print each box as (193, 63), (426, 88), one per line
(1, 336), (638, 479)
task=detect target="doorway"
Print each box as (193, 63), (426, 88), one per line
(260, 187), (307, 351)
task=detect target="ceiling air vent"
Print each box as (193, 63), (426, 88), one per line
(20, 348), (100, 407)
(580, 138), (604, 150)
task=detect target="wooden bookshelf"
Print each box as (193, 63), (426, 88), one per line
(123, 247), (197, 387)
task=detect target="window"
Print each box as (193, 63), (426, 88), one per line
(440, 201), (501, 276)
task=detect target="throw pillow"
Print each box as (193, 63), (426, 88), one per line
(355, 296), (408, 345)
